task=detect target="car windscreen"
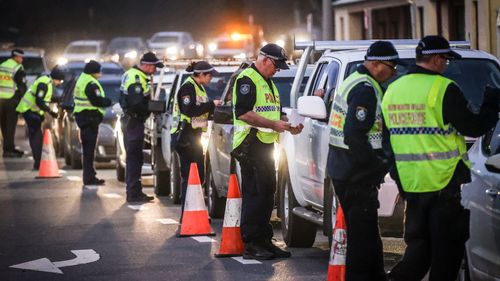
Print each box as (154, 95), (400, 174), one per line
(101, 81), (121, 104)
(101, 64), (124, 76)
(0, 56), (46, 76)
(107, 39), (140, 52)
(346, 58), (500, 107)
(151, 35), (179, 43)
(180, 73), (233, 100)
(66, 45), (98, 54)
(272, 76), (310, 107)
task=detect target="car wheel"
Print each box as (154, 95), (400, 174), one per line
(323, 179), (338, 247)
(153, 144), (170, 196)
(278, 161), (316, 247)
(171, 151), (181, 204)
(115, 139), (125, 182)
(205, 158), (225, 218)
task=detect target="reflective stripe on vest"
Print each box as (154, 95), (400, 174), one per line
(170, 76), (209, 133)
(0, 59), (22, 99)
(329, 71), (384, 149)
(382, 73), (470, 193)
(73, 73), (105, 114)
(232, 67), (281, 149)
(16, 75), (53, 115)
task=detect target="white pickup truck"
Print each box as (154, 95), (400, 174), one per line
(277, 40), (486, 247)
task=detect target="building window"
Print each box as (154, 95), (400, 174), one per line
(473, 0), (479, 48)
(418, 7), (424, 38)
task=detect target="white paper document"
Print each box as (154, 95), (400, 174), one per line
(289, 109), (305, 127)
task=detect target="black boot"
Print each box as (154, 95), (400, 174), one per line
(243, 241), (275, 260)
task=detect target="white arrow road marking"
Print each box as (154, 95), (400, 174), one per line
(127, 205), (148, 211)
(231, 257), (262, 265)
(191, 236), (216, 243)
(103, 193), (122, 199)
(67, 176), (81, 181)
(9, 249), (100, 274)
(53, 249), (100, 268)
(156, 218), (178, 225)
(10, 258), (63, 274)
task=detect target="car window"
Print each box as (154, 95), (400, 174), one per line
(66, 45), (97, 54)
(309, 62), (329, 96)
(205, 73), (232, 100)
(166, 75), (180, 112)
(346, 58), (500, 107)
(152, 35), (179, 43)
(481, 122), (500, 156)
(22, 57), (46, 76)
(101, 81), (121, 104)
(273, 76), (310, 107)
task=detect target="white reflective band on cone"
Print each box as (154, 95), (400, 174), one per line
(222, 198), (242, 227)
(184, 184), (208, 211)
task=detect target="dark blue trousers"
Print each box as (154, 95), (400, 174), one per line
(75, 110), (101, 185)
(172, 127), (204, 212)
(239, 140), (275, 243)
(122, 115), (145, 198)
(23, 111), (43, 168)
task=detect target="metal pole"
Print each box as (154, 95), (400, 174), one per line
(322, 0), (333, 40)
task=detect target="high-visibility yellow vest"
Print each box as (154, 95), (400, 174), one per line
(73, 73), (105, 115)
(232, 67), (281, 149)
(16, 75), (52, 115)
(329, 71), (384, 149)
(170, 76), (209, 133)
(0, 58), (23, 99)
(382, 73), (470, 193)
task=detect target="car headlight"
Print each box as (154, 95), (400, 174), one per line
(57, 57), (68, 65)
(124, 50), (137, 59)
(166, 46), (178, 55)
(276, 39), (285, 48)
(208, 42), (217, 52)
(111, 54), (120, 62)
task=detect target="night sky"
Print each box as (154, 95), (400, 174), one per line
(0, 0), (323, 59)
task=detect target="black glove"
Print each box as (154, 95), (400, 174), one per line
(483, 86), (500, 111)
(102, 97), (112, 107)
(49, 111), (58, 118)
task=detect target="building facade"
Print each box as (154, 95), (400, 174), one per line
(332, 0), (500, 57)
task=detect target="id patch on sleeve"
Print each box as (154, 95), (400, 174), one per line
(239, 84), (250, 95)
(356, 106), (367, 121)
(94, 88), (101, 96)
(182, 95), (191, 105)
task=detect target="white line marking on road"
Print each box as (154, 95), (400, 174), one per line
(103, 193), (122, 199)
(28, 156), (33, 160)
(231, 257), (262, 264)
(59, 169), (67, 174)
(9, 249), (100, 274)
(191, 236), (216, 243)
(67, 176), (81, 181)
(83, 185), (99, 190)
(156, 218), (179, 225)
(127, 205), (148, 211)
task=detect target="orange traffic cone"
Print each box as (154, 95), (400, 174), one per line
(177, 163), (215, 237)
(215, 174), (245, 257)
(327, 205), (346, 281)
(36, 129), (61, 179)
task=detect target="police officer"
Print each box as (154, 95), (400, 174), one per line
(233, 43), (302, 260)
(327, 41), (405, 280)
(382, 36), (499, 281)
(171, 61), (221, 212)
(73, 60), (112, 187)
(0, 49), (27, 157)
(16, 66), (64, 169)
(120, 52), (163, 202)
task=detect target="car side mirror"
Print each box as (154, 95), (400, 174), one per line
(485, 154), (500, 173)
(213, 105), (233, 124)
(297, 96), (327, 119)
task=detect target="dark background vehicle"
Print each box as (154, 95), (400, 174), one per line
(105, 37), (147, 69)
(0, 48), (48, 86)
(54, 61), (124, 168)
(205, 63), (313, 218)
